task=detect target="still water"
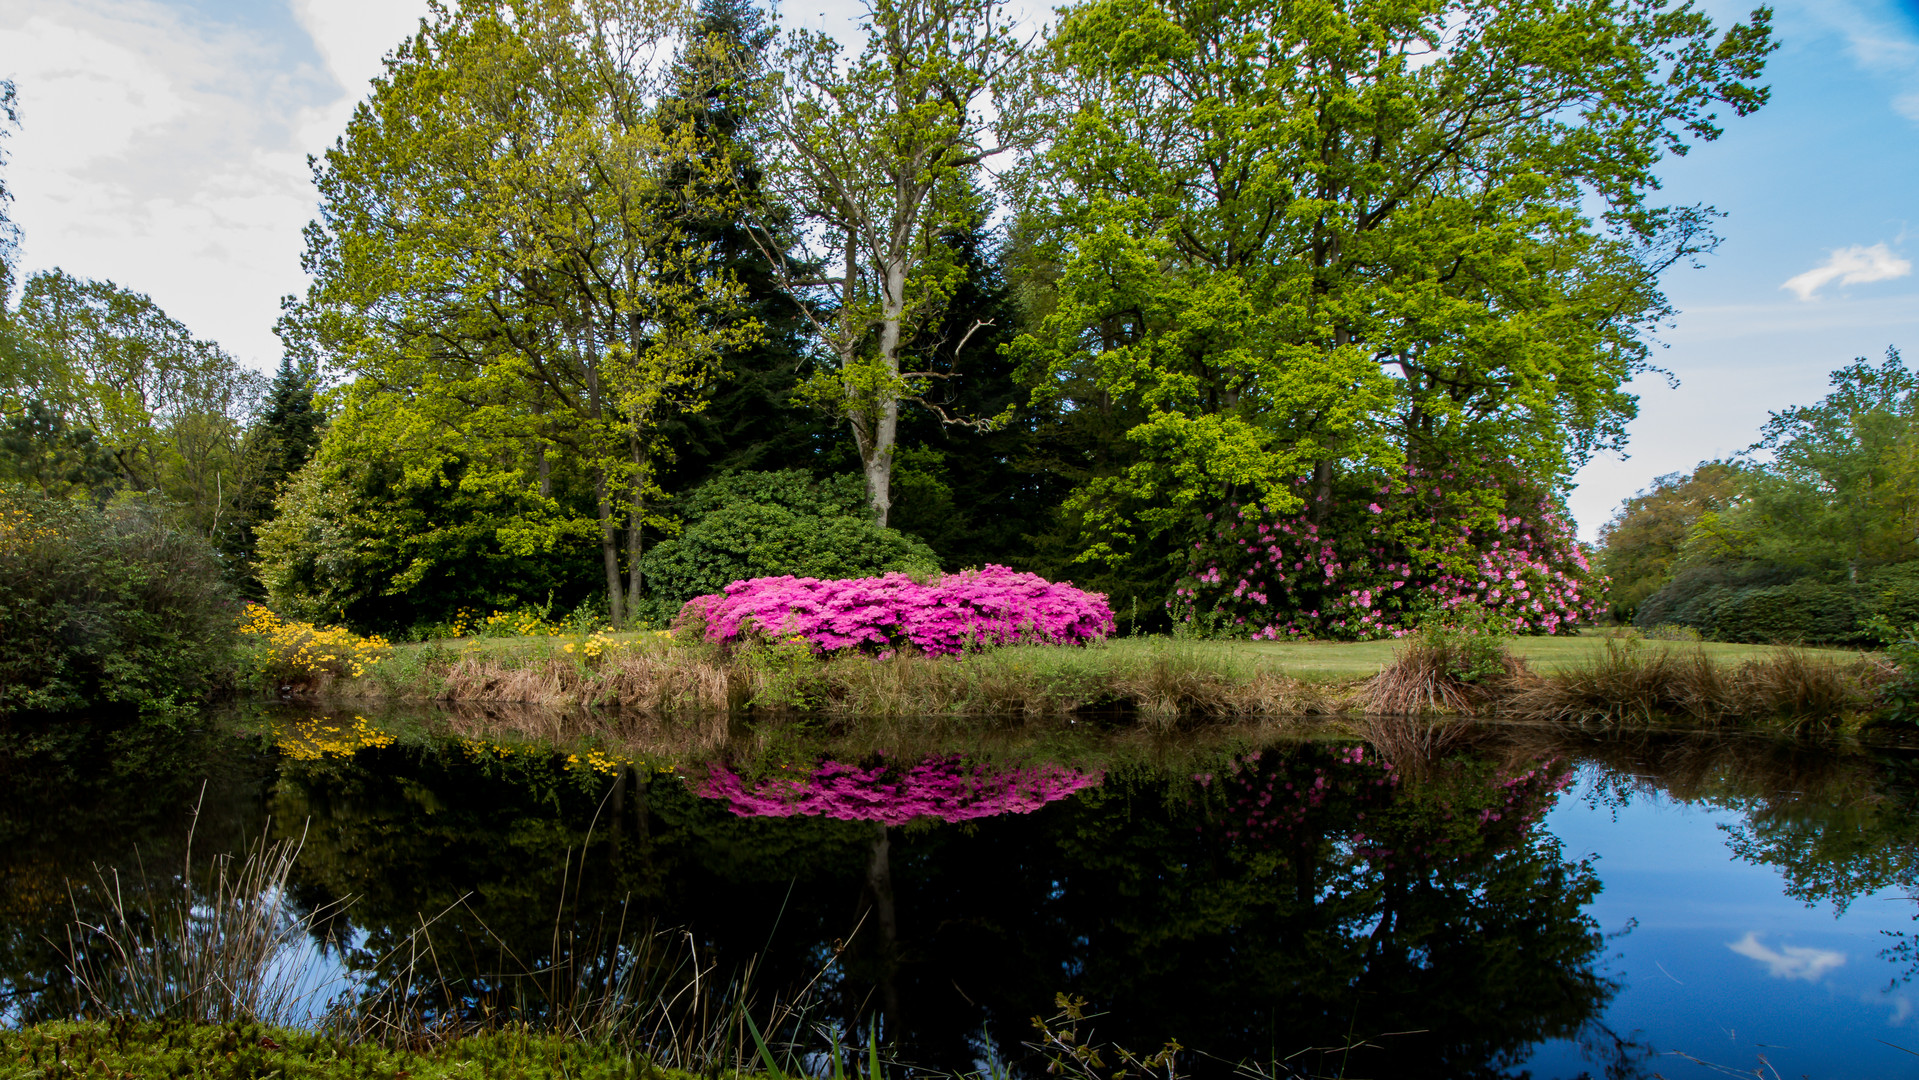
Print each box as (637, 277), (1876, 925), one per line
(4, 713), (1919, 1078)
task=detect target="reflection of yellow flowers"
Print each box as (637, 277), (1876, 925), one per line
(462, 736), (632, 777)
(565, 748), (628, 776)
(240, 604), (391, 680)
(275, 715), (395, 760)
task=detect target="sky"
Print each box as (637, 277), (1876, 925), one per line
(1, 0), (1916, 540)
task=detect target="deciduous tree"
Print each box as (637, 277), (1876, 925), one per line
(749, 0), (1024, 525)
(1012, 0), (1774, 568)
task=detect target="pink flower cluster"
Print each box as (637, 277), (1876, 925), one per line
(1170, 469), (1605, 641)
(698, 755), (1104, 824)
(677, 565), (1115, 654)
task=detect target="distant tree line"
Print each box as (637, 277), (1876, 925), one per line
(1, 0), (1778, 640)
(1600, 349), (1919, 644)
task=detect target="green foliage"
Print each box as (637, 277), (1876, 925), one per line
(227, 357), (326, 585)
(1597, 461), (1744, 623)
(634, 470), (939, 622)
(0, 76), (16, 296)
(1735, 349), (1919, 575)
(1864, 615), (1919, 725)
(3, 270), (268, 550)
(653, 0), (835, 495)
(255, 391), (604, 636)
(0, 398), (121, 497)
(753, 0), (1023, 525)
(0, 486), (238, 716)
(1634, 561), (1919, 646)
(1419, 607), (1518, 686)
(1010, 0), (1774, 569)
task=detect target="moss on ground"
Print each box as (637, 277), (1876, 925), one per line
(0, 1020), (733, 1080)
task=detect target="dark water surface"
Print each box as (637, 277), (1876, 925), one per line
(5, 713), (1919, 1078)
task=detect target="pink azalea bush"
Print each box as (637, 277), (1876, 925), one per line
(1170, 468), (1605, 640)
(676, 565), (1115, 655)
(699, 755), (1103, 825)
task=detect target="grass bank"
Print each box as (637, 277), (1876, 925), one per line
(291, 630), (1891, 730)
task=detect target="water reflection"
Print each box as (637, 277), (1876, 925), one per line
(5, 715), (1919, 1076)
(699, 756), (1102, 823)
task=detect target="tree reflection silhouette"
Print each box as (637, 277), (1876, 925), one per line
(262, 739), (1620, 1076)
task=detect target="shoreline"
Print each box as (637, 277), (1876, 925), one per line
(280, 633), (1894, 732)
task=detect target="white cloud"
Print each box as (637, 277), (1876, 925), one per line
(1727, 932), (1847, 982)
(287, 0), (432, 150)
(1781, 243), (1912, 301)
(0, 0), (428, 371)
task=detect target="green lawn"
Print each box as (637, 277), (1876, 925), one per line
(386, 628), (1868, 683)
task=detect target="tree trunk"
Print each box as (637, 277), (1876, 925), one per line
(626, 436), (645, 619)
(578, 316), (624, 625)
(862, 823), (902, 1020)
(856, 254), (909, 528)
(596, 470), (625, 626)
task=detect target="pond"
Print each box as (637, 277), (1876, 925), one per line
(4, 712), (1919, 1079)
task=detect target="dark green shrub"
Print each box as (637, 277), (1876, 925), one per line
(1636, 560), (1919, 645)
(1865, 562), (1919, 627)
(635, 470), (939, 623)
(0, 486), (238, 716)
(1703, 578), (1861, 644)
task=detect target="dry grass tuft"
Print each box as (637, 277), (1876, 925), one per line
(1362, 633), (1530, 716)
(1503, 639), (1888, 728)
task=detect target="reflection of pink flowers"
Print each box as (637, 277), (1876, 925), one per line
(699, 756), (1104, 825)
(678, 565), (1115, 655)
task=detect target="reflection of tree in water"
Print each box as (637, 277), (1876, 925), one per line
(0, 718), (275, 1023)
(1499, 728), (1919, 987)
(265, 737), (1624, 1077)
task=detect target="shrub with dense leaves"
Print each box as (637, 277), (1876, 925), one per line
(677, 565), (1115, 654)
(635, 470), (939, 623)
(1169, 470), (1603, 640)
(699, 755), (1104, 824)
(0, 486), (238, 715)
(1634, 560), (1919, 644)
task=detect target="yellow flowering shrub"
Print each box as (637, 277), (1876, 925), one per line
(561, 628), (623, 661)
(240, 603), (392, 682)
(0, 504), (56, 549)
(483, 608), (563, 637)
(274, 715), (396, 760)
(434, 606), (564, 639)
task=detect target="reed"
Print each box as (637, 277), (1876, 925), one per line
(62, 796), (343, 1025)
(57, 800), (837, 1072)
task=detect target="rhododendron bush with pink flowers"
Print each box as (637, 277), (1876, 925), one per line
(676, 565), (1115, 654)
(1170, 469), (1605, 640)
